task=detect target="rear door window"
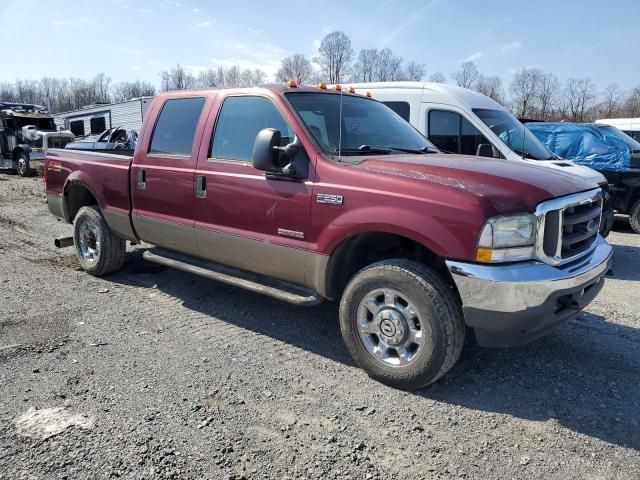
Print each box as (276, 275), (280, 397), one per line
(210, 96), (293, 162)
(149, 97), (206, 156)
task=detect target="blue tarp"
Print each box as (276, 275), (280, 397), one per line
(526, 123), (630, 172)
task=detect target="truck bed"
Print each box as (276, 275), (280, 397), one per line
(45, 148), (133, 224)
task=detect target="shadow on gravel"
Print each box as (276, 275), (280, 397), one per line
(107, 249), (640, 452)
(609, 243), (640, 281)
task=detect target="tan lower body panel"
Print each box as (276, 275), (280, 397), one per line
(103, 209), (138, 242)
(133, 215), (329, 295)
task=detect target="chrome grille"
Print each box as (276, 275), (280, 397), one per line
(535, 188), (602, 266)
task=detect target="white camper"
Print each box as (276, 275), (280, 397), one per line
(345, 82), (606, 186)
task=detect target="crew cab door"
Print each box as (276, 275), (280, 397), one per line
(131, 95), (210, 255)
(193, 93), (314, 285)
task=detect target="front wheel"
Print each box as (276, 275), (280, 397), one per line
(73, 205), (126, 276)
(339, 259), (465, 390)
(16, 153), (31, 177)
(630, 199), (640, 234)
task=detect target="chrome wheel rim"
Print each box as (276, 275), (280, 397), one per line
(357, 288), (425, 367)
(78, 219), (100, 263)
(17, 157), (26, 175)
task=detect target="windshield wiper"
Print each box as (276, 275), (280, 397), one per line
(359, 145), (437, 154)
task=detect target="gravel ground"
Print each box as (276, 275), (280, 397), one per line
(0, 171), (639, 480)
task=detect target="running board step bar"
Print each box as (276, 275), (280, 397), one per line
(142, 248), (323, 306)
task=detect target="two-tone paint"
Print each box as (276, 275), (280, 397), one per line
(45, 85), (597, 299)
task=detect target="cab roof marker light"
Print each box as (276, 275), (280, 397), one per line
(287, 80), (298, 88)
(365, 91), (372, 97)
(347, 86), (355, 94)
(318, 82), (327, 89)
(334, 84), (342, 91)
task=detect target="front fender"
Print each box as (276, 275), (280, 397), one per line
(313, 205), (477, 261)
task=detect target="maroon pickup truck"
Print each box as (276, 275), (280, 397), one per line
(45, 84), (613, 389)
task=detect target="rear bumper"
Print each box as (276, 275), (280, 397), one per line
(446, 236), (613, 347)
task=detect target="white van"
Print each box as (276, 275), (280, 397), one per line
(595, 118), (640, 142)
(344, 82), (606, 186)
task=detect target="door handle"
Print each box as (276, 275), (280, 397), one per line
(137, 170), (146, 189)
(195, 175), (207, 199)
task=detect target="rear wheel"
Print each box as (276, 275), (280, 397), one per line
(73, 205), (125, 276)
(630, 199), (640, 234)
(16, 153), (31, 177)
(339, 259), (465, 390)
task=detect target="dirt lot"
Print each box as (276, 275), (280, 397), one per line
(0, 171), (638, 480)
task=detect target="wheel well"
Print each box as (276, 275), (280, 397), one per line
(65, 184), (97, 222)
(325, 232), (450, 300)
(627, 187), (640, 213)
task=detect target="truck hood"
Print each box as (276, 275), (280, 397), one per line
(353, 154), (599, 214)
(534, 159), (606, 184)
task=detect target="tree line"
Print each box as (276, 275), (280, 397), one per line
(1, 29), (639, 122)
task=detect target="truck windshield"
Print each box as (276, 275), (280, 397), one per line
(286, 92), (436, 156)
(599, 125), (640, 153)
(473, 108), (555, 160)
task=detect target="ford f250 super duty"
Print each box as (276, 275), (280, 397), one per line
(44, 83), (613, 390)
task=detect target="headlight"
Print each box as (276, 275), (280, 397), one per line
(476, 214), (536, 263)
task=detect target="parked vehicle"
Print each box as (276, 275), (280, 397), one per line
(527, 122), (640, 233)
(0, 102), (74, 176)
(345, 82), (613, 235)
(595, 118), (640, 142)
(65, 127), (137, 152)
(53, 97), (153, 137)
(44, 84), (612, 390)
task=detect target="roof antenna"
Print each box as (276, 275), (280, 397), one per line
(338, 85), (344, 161)
(521, 120), (526, 160)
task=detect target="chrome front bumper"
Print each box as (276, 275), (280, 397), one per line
(446, 236), (613, 347)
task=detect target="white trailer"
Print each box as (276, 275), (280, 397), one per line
(53, 97), (153, 137)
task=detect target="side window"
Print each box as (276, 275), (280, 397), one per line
(69, 120), (85, 137)
(461, 117), (490, 156)
(90, 116), (106, 134)
(149, 97), (206, 156)
(428, 110), (492, 157)
(428, 110), (459, 153)
(382, 101), (410, 122)
(210, 96), (293, 162)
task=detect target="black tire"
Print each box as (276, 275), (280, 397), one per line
(16, 153), (31, 177)
(73, 205), (125, 276)
(339, 259), (465, 390)
(600, 206), (614, 238)
(630, 199), (640, 234)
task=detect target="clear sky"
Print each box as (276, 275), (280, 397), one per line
(1, 0), (638, 91)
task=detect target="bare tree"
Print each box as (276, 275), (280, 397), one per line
(601, 83), (622, 118)
(93, 73), (112, 103)
(276, 54), (313, 85)
(373, 48), (403, 81)
(428, 72), (446, 84)
(565, 77), (596, 122)
(510, 68), (542, 118)
(252, 69), (267, 86)
(537, 72), (560, 120)
(112, 81), (156, 102)
(404, 61), (426, 81)
(623, 86), (640, 117)
(159, 64), (196, 91)
(352, 49), (379, 82)
(451, 61), (479, 89)
(314, 31), (353, 83)
(475, 75), (504, 103)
